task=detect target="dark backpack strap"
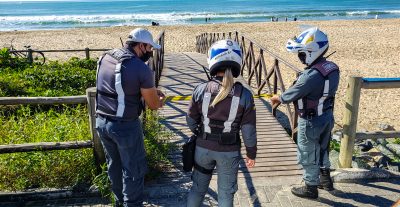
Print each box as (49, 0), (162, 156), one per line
(105, 48), (135, 63)
(232, 82), (243, 97)
(97, 90), (118, 99)
(194, 162), (214, 175)
(95, 54), (106, 112)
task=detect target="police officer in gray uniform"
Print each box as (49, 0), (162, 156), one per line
(186, 39), (257, 207)
(95, 28), (164, 207)
(271, 27), (339, 199)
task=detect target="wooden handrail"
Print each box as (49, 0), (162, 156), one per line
(0, 141), (92, 154)
(8, 30), (165, 64)
(0, 90), (105, 172)
(240, 35), (301, 73)
(0, 96), (87, 105)
(339, 77), (400, 168)
(361, 78), (400, 89)
(9, 49), (110, 53)
(356, 131), (400, 140)
(149, 30), (165, 87)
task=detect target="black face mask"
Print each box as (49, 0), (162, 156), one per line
(298, 52), (307, 65)
(139, 46), (153, 62)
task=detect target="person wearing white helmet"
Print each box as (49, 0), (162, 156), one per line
(95, 28), (165, 207)
(186, 39), (257, 207)
(270, 27), (340, 199)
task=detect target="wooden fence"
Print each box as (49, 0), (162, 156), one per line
(0, 91), (104, 169)
(10, 48), (110, 65)
(0, 30), (166, 171)
(339, 77), (400, 168)
(150, 30), (165, 87)
(9, 30), (165, 68)
(196, 31), (302, 141)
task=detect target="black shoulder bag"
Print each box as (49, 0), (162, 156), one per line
(182, 133), (197, 172)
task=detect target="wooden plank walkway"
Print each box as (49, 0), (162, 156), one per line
(157, 52), (302, 179)
(143, 52), (303, 206)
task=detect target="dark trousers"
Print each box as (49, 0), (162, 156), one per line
(96, 116), (147, 207)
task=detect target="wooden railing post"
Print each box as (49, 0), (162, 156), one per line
(86, 87), (105, 172)
(27, 49), (33, 64)
(85, 48), (90, 59)
(339, 77), (363, 168)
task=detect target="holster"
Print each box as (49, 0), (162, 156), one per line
(182, 134), (197, 172)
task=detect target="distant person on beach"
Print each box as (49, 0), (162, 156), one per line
(294, 17), (297, 21)
(270, 27), (339, 199)
(95, 28), (165, 206)
(186, 39), (257, 206)
(151, 21), (159, 26)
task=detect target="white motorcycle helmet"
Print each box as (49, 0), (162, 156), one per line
(208, 39), (242, 78)
(286, 27), (329, 66)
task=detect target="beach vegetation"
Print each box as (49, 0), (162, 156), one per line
(394, 138), (400, 144)
(330, 140), (341, 152)
(0, 55), (172, 192)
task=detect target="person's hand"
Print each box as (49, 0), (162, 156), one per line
(270, 95), (281, 107)
(245, 157), (255, 168)
(157, 89), (166, 107)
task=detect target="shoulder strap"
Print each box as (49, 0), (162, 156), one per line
(314, 60), (338, 115)
(95, 54), (106, 111)
(105, 48), (135, 63)
(223, 82), (243, 133)
(202, 82), (213, 133)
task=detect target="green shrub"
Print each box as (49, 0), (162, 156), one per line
(143, 110), (173, 180)
(0, 105), (95, 191)
(0, 48), (30, 69)
(330, 140), (340, 152)
(0, 56), (96, 97)
(394, 138), (400, 144)
(0, 56), (172, 192)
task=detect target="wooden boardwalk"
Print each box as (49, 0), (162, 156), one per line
(157, 52), (302, 180)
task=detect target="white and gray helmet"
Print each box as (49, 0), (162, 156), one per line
(286, 27), (329, 66)
(208, 39), (242, 78)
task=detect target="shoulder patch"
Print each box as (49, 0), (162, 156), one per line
(321, 62), (337, 73)
(313, 61), (339, 77)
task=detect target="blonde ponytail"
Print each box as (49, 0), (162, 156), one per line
(210, 68), (234, 107)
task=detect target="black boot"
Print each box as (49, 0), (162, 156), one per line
(291, 184), (318, 199)
(319, 168), (334, 191)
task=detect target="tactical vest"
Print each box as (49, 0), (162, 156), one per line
(96, 48), (142, 120)
(296, 59), (339, 118)
(201, 81), (243, 145)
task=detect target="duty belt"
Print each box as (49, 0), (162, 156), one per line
(202, 132), (239, 145)
(96, 113), (136, 122)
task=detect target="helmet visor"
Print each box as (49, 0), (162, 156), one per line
(286, 38), (304, 52)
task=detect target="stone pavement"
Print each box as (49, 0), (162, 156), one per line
(2, 176), (399, 207)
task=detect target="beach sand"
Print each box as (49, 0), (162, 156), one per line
(1, 18), (400, 132)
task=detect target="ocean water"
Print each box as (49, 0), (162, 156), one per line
(0, 0), (400, 31)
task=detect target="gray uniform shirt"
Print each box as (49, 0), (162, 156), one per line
(279, 65), (340, 114)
